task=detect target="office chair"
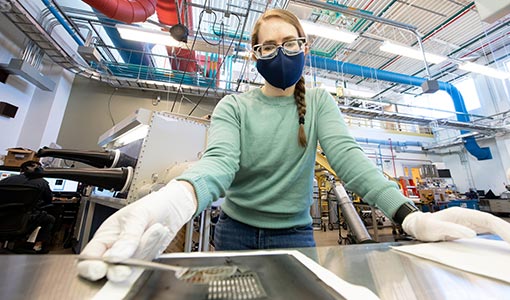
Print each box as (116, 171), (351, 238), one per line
(0, 184), (42, 253)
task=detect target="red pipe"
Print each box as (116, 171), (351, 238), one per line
(156, 0), (197, 73)
(362, 0), (375, 10)
(83, 0), (198, 73)
(82, 0), (156, 23)
(460, 33), (510, 59)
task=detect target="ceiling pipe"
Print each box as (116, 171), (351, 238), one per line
(82, 0), (157, 23)
(308, 55), (492, 161)
(42, 0), (83, 46)
(355, 138), (423, 147)
(81, 0), (197, 72)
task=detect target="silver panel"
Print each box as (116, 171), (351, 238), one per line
(127, 112), (208, 203)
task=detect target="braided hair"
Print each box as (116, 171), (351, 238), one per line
(294, 76), (307, 147)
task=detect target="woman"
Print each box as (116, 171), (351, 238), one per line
(78, 9), (510, 282)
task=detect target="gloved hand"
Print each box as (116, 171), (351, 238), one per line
(402, 207), (510, 243)
(77, 180), (197, 282)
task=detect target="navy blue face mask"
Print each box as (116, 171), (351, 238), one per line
(256, 48), (305, 90)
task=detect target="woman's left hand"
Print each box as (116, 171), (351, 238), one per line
(402, 207), (510, 243)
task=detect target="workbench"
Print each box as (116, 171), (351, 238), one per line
(0, 240), (507, 300)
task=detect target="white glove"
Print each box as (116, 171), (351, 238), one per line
(77, 180), (197, 282)
(402, 207), (510, 243)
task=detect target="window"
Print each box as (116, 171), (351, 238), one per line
(400, 76), (481, 119)
(454, 77), (481, 111)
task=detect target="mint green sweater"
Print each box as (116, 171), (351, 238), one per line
(177, 88), (411, 228)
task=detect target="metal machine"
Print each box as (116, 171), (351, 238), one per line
(37, 108), (210, 252)
(314, 149), (375, 244)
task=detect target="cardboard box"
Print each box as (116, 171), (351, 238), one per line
(3, 148), (38, 167)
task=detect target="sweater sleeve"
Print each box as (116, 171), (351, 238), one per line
(176, 95), (241, 214)
(315, 89), (411, 220)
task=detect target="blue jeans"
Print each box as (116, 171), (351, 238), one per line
(213, 211), (316, 250)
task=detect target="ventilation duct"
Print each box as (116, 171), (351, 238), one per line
(82, 0), (157, 23)
(0, 58), (55, 91)
(308, 55), (492, 160)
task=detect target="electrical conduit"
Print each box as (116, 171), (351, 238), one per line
(42, 0), (83, 46)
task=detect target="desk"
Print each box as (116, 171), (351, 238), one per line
(50, 197), (81, 248)
(0, 241), (507, 299)
(75, 196), (213, 253)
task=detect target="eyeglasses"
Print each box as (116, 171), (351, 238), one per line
(252, 37), (306, 60)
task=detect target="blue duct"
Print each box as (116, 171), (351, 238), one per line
(308, 55), (492, 160)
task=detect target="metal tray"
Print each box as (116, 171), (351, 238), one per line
(126, 253), (346, 300)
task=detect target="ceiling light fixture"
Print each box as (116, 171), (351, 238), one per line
(458, 62), (510, 80)
(116, 24), (184, 47)
(300, 20), (358, 44)
(379, 41), (447, 64)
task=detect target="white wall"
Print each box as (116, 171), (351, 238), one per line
(427, 70), (510, 196)
(0, 12), (36, 154)
(57, 76), (218, 151)
(0, 12), (74, 156)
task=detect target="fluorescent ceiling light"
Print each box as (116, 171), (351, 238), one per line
(338, 87), (377, 99)
(458, 62), (510, 79)
(300, 20), (358, 44)
(379, 41), (447, 64)
(116, 24), (183, 47)
(324, 86), (377, 98)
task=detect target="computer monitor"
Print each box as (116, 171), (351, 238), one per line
(0, 170), (79, 193)
(45, 177), (80, 193)
(437, 169), (452, 178)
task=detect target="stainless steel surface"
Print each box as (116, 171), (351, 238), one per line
(0, 255), (102, 300)
(301, 243), (510, 299)
(1, 242), (508, 299)
(77, 255), (239, 284)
